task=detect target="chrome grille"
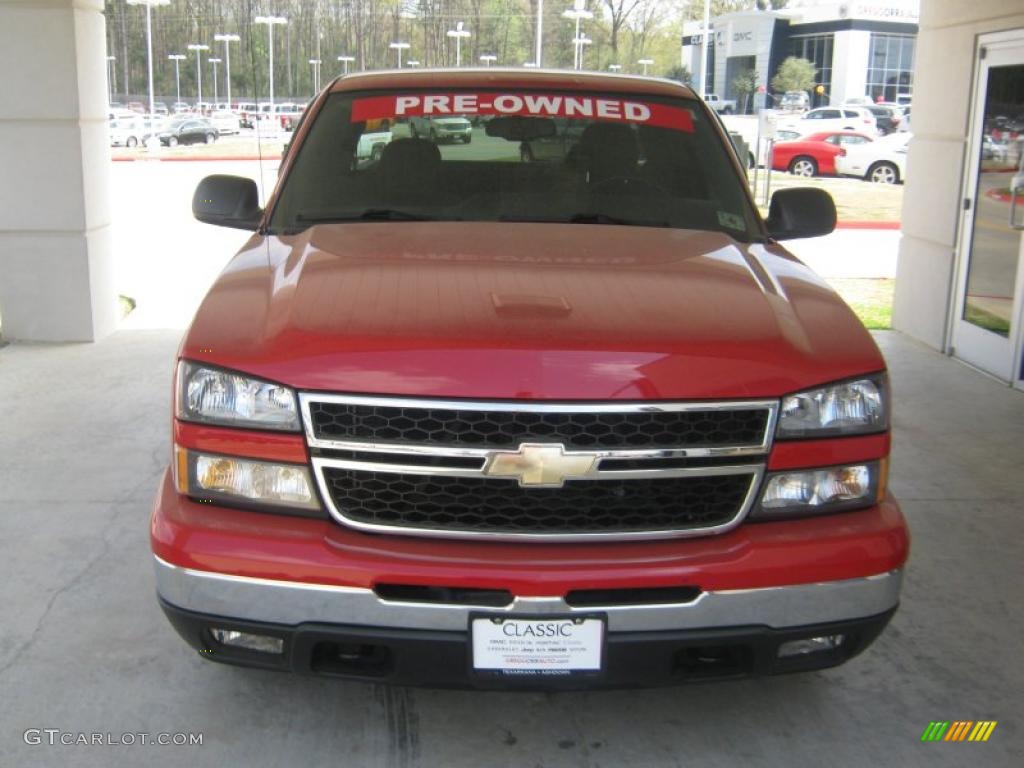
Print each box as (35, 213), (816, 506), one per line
(307, 398), (771, 450)
(300, 394), (777, 542)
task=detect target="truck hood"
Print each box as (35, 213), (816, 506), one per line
(182, 223), (884, 399)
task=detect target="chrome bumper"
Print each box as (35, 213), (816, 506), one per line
(154, 556), (902, 633)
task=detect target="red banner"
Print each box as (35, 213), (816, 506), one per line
(351, 92), (694, 133)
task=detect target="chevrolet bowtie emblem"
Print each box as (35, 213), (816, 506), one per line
(483, 443), (597, 488)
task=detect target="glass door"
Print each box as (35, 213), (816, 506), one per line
(952, 33), (1024, 387)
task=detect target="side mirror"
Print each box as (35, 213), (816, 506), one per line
(765, 187), (836, 240)
(193, 175), (262, 230)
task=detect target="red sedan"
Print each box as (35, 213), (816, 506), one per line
(772, 131), (874, 176)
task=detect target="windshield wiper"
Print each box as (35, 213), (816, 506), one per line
(295, 208), (439, 224)
(568, 213), (669, 227)
(500, 213), (669, 227)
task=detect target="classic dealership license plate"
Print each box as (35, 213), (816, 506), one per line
(471, 616), (605, 676)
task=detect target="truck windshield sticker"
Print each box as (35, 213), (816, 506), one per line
(351, 93), (695, 133)
(717, 211), (746, 231)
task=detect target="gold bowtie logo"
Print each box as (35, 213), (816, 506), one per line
(483, 443), (597, 488)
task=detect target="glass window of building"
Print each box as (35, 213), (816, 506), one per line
(866, 34), (915, 102)
(790, 34), (834, 107)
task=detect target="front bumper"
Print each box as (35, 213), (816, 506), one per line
(152, 467), (908, 686)
(159, 595), (896, 688)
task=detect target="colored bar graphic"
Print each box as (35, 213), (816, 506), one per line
(968, 722), (997, 742)
(921, 721), (996, 742)
(944, 721), (972, 741)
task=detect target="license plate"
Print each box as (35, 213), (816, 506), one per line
(471, 616), (605, 676)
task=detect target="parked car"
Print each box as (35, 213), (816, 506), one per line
(276, 104), (306, 131)
(209, 110), (241, 135)
(356, 129), (393, 162)
(153, 102), (170, 116)
(864, 105), (901, 135)
(835, 132), (911, 183)
(158, 69), (908, 688)
(172, 102), (190, 113)
(782, 106), (879, 137)
(778, 90), (809, 112)
(127, 101), (146, 114)
(704, 93), (736, 114)
(982, 134), (1010, 164)
(108, 116), (147, 147)
(771, 131), (875, 176)
(157, 117), (218, 146)
(409, 114), (473, 143)
(235, 102), (259, 128)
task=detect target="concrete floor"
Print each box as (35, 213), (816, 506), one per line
(0, 330), (1021, 767)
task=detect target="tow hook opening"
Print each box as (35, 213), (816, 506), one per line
(311, 641), (394, 677)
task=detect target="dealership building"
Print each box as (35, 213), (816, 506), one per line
(682, 0), (920, 108)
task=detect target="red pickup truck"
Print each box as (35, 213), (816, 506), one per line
(152, 69), (908, 688)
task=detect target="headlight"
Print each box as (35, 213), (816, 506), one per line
(776, 375), (887, 438)
(750, 461), (884, 520)
(175, 447), (321, 513)
(177, 361), (300, 431)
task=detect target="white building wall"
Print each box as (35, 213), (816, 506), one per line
(0, 0), (116, 341)
(892, 0), (1024, 350)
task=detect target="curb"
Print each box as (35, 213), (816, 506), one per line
(835, 221), (901, 230)
(112, 155), (273, 162)
(984, 187), (1023, 203)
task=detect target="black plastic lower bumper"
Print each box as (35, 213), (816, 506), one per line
(160, 597), (895, 689)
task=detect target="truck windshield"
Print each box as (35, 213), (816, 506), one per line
(268, 88), (759, 240)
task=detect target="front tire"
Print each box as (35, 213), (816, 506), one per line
(789, 156), (818, 177)
(167, 136), (178, 147)
(429, 128), (438, 143)
(126, 136), (138, 148)
(868, 161), (899, 184)
(205, 133), (216, 144)
(520, 144), (535, 163)
(462, 134), (472, 144)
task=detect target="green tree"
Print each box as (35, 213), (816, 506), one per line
(770, 56), (817, 95)
(663, 64), (692, 86)
(731, 68), (757, 113)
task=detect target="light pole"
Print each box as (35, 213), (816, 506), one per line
(638, 58), (654, 76)
(389, 42), (410, 69)
(168, 54), (185, 106)
(255, 16), (287, 110)
(209, 57), (221, 105)
(701, 0), (711, 97)
(127, 0), (169, 116)
(563, 1), (593, 71)
(480, 54), (497, 67)
(187, 44), (209, 109)
(106, 55), (116, 104)
(535, 0), (544, 68)
(308, 59), (322, 94)
(447, 21), (471, 67)
(214, 33), (240, 108)
(337, 55), (355, 75)
(575, 36), (592, 70)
